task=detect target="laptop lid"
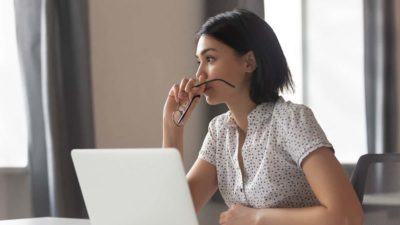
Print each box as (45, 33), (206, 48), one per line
(71, 148), (198, 225)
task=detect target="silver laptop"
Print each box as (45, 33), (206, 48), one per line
(71, 148), (198, 225)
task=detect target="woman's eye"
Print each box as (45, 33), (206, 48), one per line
(196, 56), (215, 65)
(206, 56), (215, 63)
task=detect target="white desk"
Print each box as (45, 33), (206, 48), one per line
(0, 218), (90, 225)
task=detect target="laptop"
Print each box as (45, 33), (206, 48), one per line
(71, 148), (198, 225)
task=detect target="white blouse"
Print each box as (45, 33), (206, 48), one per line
(198, 97), (334, 208)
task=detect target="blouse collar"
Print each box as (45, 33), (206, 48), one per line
(226, 97), (284, 128)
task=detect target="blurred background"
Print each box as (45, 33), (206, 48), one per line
(0, 0), (399, 224)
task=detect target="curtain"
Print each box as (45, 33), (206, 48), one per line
(364, 0), (400, 155)
(14, 0), (49, 217)
(15, 0), (94, 218)
(363, 0), (400, 198)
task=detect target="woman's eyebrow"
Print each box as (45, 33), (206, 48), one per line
(195, 48), (217, 58)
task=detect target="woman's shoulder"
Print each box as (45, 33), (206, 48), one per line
(208, 111), (233, 130)
(273, 97), (315, 122)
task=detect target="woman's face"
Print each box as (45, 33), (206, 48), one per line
(195, 35), (251, 105)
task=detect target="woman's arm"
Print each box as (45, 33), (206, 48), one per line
(219, 148), (363, 225)
(187, 159), (219, 213)
(253, 148), (363, 225)
(162, 76), (215, 212)
(162, 123), (184, 154)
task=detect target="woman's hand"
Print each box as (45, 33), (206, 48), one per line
(219, 204), (259, 225)
(163, 75), (206, 128)
(162, 75), (206, 152)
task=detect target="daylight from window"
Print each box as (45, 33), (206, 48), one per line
(0, 0), (28, 167)
(264, 0), (367, 163)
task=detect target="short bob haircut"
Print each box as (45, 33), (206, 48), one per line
(196, 9), (294, 104)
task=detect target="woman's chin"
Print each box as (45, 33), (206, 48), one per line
(205, 96), (222, 105)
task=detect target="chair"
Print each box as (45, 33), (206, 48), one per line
(351, 153), (400, 225)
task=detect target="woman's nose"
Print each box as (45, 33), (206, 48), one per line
(195, 65), (207, 79)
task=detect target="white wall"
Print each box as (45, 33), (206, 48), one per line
(89, 0), (206, 170)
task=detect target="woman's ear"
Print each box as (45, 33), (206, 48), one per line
(244, 51), (257, 73)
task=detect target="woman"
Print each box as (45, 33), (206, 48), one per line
(163, 9), (363, 225)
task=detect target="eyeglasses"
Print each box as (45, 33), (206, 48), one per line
(172, 79), (235, 127)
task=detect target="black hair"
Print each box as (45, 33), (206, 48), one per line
(196, 9), (294, 104)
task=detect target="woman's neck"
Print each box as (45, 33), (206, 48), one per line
(226, 97), (257, 133)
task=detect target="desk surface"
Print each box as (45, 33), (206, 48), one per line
(364, 192), (400, 206)
(0, 217), (90, 225)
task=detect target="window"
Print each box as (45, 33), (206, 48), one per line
(265, 0), (367, 163)
(0, 0), (28, 167)
(264, 0), (303, 104)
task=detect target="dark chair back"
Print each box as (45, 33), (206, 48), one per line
(351, 153), (400, 225)
(351, 153), (400, 203)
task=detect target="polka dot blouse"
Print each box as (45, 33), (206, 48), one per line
(198, 97), (334, 208)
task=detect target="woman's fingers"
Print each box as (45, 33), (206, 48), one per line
(177, 95), (200, 125)
(165, 75), (207, 127)
(171, 84), (180, 103)
(170, 77), (198, 105)
(185, 78), (197, 99)
(185, 75), (207, 98)
(184, 78), (196, 92)
(178, 78), (189, 102)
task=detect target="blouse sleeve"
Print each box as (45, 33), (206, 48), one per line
(198, 119), (217, 166)
(284, 105), (334, 167)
